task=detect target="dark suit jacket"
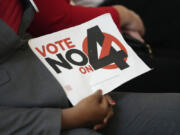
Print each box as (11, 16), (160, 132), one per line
(0, 1), (70, 135)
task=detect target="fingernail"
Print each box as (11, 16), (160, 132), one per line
(111, 100), (116, 104)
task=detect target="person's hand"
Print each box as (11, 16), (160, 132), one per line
(61, 90), (115, 130)
(75, 90), (114, 126)
(124, 30), (145, 43)
(93, 95), (115, 130)
(113, 5), (145, 42)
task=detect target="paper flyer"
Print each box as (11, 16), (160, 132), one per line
(28, 14), (151, 105)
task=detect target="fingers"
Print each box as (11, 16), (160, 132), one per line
(101, 95), (110, 110)
(93, 106), (114, 130)
(125, 30), (145, 43)
(101, 95), (114, 125)
(93, 123), (106, 130)
(131, 10), (145, 36)
(103, 107), (114, 124)
(91, 92), (114, 130)
(100, 96), (114, 124)
(105, 95), (116, 106)
(113, 5), (145, 36)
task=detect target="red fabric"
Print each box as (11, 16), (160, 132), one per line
(0, 0), (23, 33)
(28, 0), (120, 36)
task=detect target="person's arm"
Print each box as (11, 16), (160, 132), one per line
(28, 0), (145, 42)
(28, 0), (120, 36)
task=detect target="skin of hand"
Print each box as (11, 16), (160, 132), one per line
(61, 90), (115, 130)
(123, 30), (145, 43)
(113, 5), (145, 42)
(93, 95), (116, 130)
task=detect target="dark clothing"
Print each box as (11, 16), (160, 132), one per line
(117, 50), (180, 92)
(0, 2), (69, 135)
(102, 93), (180, 135)
(0, 0), (23, 33)
(1, 1), (180, 135)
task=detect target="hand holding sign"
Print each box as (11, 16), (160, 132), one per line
(61, 90), (115, 130)
(113, 5), (145, 41)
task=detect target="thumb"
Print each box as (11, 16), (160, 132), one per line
(92, 90), (103, 102)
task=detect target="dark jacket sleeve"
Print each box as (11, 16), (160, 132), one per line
(0, 19), (21, 64)
(0, 107), (61, 135)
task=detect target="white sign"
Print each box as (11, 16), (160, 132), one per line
(28, 14), (151, 105)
